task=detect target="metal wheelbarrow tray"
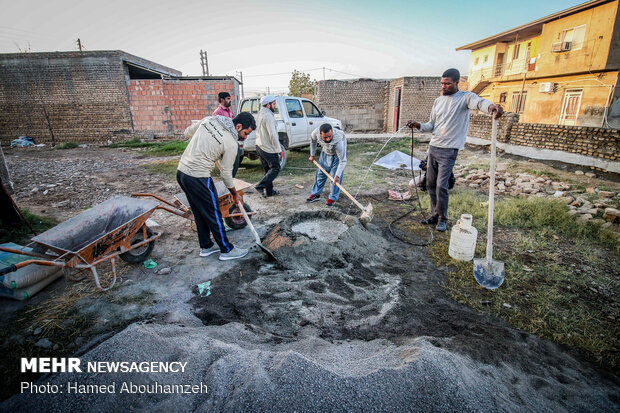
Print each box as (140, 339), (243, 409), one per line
(0, 196), (164, 291)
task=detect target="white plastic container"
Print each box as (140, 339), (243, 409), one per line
(448, 214), (478, 261)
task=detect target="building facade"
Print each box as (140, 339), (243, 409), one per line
(457, 0), (620, 128)
(0, 51), (240, 145)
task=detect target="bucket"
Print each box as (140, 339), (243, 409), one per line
(448, 214), (478, 261)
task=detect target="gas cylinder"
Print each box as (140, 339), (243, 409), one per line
(448, 214), (478, 261)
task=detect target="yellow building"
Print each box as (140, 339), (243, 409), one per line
(457, 0), (620, 127)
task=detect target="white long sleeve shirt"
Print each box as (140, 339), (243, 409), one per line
(310, 127), (347, 177)
(256, 107), (281, 154)
(420, 91), (493, 150)
(178, 116), (238, 188)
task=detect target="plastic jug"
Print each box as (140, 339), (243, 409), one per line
(448, 214), (478, 261)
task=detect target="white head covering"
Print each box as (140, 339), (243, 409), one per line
(260, 95), (276, 105)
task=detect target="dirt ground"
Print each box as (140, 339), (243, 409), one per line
(1, 144), (619, 412)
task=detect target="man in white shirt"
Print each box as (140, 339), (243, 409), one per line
(177, 112), (255, 260)
(407, 68), (503, 232)
(255, 95), (283, 197)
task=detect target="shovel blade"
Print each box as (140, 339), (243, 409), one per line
(473, 258), (505, 290)
(257, 243), (277, 262)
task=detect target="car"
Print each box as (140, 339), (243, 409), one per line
(238, 96), (342, 169)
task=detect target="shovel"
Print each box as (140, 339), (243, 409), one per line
(237, 201), (277, 261)
(473, 117), (505, 289)
(312, 160), (373, 223)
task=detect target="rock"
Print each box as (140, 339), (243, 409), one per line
(33, 327), (42, 335)
(53, 344), (60, 350)
(591, 219), (606, 225)
(578, 207), (598, 215)
(568, 210), (579, 216)
(603, 208), (620, 222)
(575, 170), (584, 175)
(43, 189), (49, 195)
(586, 186), (596, 194)
(553, 191), (564, 197)
(62, 318), (75, 328)
(502, 303), (512, 309)
(468, 183), (479, 189)
(598, 191), (614, 198)
(602, 222), (612, 229)
(52, 200), (70, 208)
(31, 187), (39, 193)
(75, 337), (85, 347)
(578, 214), (593, 221)
(158, 267), (172, 275)
(35, 338), (53, 349)
(585, 172), (596, 178)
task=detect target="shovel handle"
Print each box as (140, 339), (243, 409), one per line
(312, 160), (365, 211)
(238, 202), (261, 244)
(486, 118), (498, 263)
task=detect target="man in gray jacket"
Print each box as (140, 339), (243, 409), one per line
(255, 95), (283, 197)
(306, 123), (347, 206)
(407, 68), (503, 232)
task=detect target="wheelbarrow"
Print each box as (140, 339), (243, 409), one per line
(0, 196), (180, 291)
(132, 177), (255, 230)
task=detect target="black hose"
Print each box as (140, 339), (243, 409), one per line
(387, 129), (433, 246)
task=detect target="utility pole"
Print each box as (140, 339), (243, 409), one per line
(77, 38), (83, 52)
(323, 67), (325, 81)
(200, 50), (209, 76)
(236, 71), (244, 99)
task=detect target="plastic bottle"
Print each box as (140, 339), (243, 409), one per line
(448, 214), (478, 261)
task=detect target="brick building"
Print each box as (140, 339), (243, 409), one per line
(0, 50), (240, 145)
(314, 76), (443, 133)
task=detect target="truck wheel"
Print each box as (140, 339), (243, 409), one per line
(225, 203), (251, 230)
(119, 226), (155, 263)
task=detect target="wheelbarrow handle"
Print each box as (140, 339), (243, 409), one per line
(0, 265), (17, 276)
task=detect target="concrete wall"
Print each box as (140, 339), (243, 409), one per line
(468, 112), (619, 164)
(385, 77), (441, 132)
(128, 79), (238, 137)
(0, 52), (137, 145)
(314, 79), (386, 133)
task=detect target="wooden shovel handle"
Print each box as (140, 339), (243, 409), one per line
(238, 201), (261, 244)
(312, 160), (365, 211)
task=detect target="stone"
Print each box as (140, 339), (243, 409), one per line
(602, 222), (613, 229)
(578, 214), (593, 221)
(598, 191), (614, 198)
(603, 208), (620, 222)
(158, 267), (172, 275)
(591, 219), (606, 225)
(585, 172), (596, 178)
(553, 191), (564, 197)
(33, 327), (42, 335)
(53, 344), (61, 350)
(575, 170), (584, 175)
(568, 210), (579, 216)
(586, 186), (596, 194)
(502, 303), (512, 309)
(35, 338), (53, 349)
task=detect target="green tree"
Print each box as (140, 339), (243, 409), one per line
(288, 70), (315, 97)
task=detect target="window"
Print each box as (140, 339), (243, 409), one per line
(562, 25), (586, 51)
(474, 57), (480, 65)
(286, 99), (303, 118)
(499, 92), (507, 104)
(302, 100), (322, 118)
(251, 99), (260, 114)
(240, 100), (251, 113)
(512, 43), (521, 60)
(510, 91), (527, 113)
(483, 55), (488, 63)
(559, 89), (583, 125)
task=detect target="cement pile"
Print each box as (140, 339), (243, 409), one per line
(3, 211), (619, 412)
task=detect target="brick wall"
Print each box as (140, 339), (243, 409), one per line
(469, 113), (619, 162)
(385, 77), (441, 132)
(0, 52), (135, 145)
(128, 79), (237, 137)
(315, 79), (387, 132)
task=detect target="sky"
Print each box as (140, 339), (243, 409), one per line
(0, 0), (584, 96)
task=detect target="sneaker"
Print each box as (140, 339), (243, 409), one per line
(256, 188), (267, 197)
(306, 194), (321, 203)
(199, 245), (220, 257)
(421, 215), (438, 225)
(219, 247), (249, 261)
(326, 199), (335, 206)
(435, 221), (448, 232)
(266, 189), (280, 197)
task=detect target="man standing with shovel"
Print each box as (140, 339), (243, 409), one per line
(307, 123), (347, 206)
(177, 112), (256, 261)
(406, 68), (503, 231)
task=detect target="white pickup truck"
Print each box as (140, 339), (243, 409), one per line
(238, 96), (342, 168)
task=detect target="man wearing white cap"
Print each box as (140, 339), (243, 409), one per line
(255, 95), (283, 197)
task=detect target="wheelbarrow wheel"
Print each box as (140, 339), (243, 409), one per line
(119, 226), (155, 263)
(225, 203), (251, 230)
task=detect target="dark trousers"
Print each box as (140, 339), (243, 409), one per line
(255, 146), (281, 195)
(176, 170), (233, 253)
(426, 145), (459, 222)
